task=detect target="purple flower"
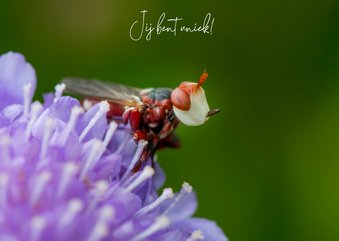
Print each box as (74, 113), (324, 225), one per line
(0, 52), (227, 241)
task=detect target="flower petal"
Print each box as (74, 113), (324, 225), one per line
(161, 192), (198, 223)
(75, 102), (108, 142)
(47, 96), (80, 122)
(153, 162), (166, 189)
(0, 113), (9, 127)
(154, 230), (187, 241)
(175, 218), (228, 241)
(2, 104), (23, 122)
(0, 52), (36, 110)
(91, 153), (122, 180)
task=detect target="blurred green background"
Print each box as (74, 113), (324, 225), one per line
(1, 0), (339, 240)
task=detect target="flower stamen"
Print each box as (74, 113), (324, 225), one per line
(25, 102), (43, 141)
(163, 182), (192, 215)
(0, 173), (9, 208)
(79, 101), (109, 142)
(79, 140), (104, 180)
(0, 135), (11, 165)
(38, 118), (55, 167)
(187, 230), (204, 241)
(23, 83), (32, 117)
(125, 166), (154, 193)
(129, 215), (170, 241)
(58, 106), (83, 145)
(86, 180), (109, 214)
(30, 216), (46, 241)
(30, 171), (52, 206)
(87, 205), (114, 241)
(83, 99), (93, 110)
(59, 199), (84, 227)
(86, 223), (109, 241)
(54, 83), (66, 102)
(121, 139), (147, 182)
(103, 122), (118, 148)
(98, 205), (115, 223)
(114, 133), (131, 155)
(135, 188), (174, 217)
(57, 162), (79, 198)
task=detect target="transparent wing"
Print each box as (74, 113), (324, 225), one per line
(61, 77), (146, 107)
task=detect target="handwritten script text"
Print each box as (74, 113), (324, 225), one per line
(129, 10), (215, 41)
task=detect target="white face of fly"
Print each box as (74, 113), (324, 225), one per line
(172, 85), (210, 126)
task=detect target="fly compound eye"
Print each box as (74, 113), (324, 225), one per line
(172, 87), (210, 126)
(171, 87), (191, 111)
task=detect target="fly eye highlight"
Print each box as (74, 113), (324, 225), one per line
(170, 87), (191, 111)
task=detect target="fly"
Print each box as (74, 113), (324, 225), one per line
(61, 71), (219, 170)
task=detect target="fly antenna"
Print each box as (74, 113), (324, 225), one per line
(197, 69), (208, 88)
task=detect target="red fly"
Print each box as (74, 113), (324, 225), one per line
(61, 71), (219, 170)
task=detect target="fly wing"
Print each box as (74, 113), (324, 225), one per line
(61, 77), (146, 107)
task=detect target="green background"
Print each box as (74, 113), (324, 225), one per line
(1, 0), (339, 240)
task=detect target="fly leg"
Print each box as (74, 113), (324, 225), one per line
(138, 121), (175, 164)
(157, 132), (181, 150)
(132, 136), (159, 172)
(125, 107), (151, 171)
(132, 120), (178, 172)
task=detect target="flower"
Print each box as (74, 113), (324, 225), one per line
(0, 52), (228, 241)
